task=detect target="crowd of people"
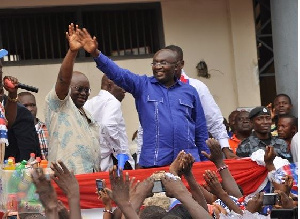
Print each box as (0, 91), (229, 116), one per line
(0, 23), (298, 218)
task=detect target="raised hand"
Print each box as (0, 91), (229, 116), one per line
(105, 166), (130, 205)
(50, 161), (79, 199)
(274, 190), (294, 209)
(3, 76), (18, 94)
(96, 180), (112, 207)
(201, 139), (224, 167)
(246, 192), (264, 213)
(264, 146), (276, 166)
(161, 174), (190, 199)
(203, 170), (224, 197)
(281, 175), (294, 196)
(66, 23), (82, 52)
(77, 28), (99, 56)
(31, 168), (58, 212)
(169, 150), (185, 176)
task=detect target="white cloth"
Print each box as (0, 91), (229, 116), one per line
(290, 132), (298, 163)
(84, 90), (135, 171)
(181, 70), (229, 148)
(250, 149), (290, 170)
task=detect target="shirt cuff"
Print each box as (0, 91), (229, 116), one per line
(218, 138), (230, 149)
(93, 52), (108, 68)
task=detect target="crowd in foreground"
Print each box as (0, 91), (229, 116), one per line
(2, 139), (298, 219)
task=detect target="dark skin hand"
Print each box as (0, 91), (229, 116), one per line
(31, 168), (58, 219)
(202, 138), (242, 198)
(105, 166), (139, 219)
(246, 192), (264, 213)
(3, 76), (19, 129)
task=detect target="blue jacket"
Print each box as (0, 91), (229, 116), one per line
(94, 54), (209, 167)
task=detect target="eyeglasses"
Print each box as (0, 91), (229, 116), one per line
(71, 86), (91, 94)
(151, 61), (177, 67)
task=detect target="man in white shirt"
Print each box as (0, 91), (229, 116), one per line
(166, 45), (236, 159)
(84, 74), (135, 171)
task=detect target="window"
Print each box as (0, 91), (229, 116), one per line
(0, 3), (164, 63)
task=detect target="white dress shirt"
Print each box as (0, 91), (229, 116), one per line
(290, 132), (298, 163)
(84, 90), (135, 171)
(181, 70), (230, 148)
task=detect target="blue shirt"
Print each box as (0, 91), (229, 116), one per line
(94, 53), (209, 167)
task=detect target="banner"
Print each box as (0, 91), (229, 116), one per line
(53, 158), (268, 209)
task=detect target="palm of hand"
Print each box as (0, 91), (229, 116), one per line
(68, 34), (82, 51)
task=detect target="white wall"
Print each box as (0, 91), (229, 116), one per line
(1, 0), (260, 139)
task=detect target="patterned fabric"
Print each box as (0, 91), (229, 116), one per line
(35, 119), (49, 160)
(236, 133), (292, 162)
(45, 87), (101, 174)
(0, 102), (8, 145)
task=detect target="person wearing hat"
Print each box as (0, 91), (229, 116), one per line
(236, 106), (292, 162)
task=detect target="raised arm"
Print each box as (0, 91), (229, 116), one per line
(3, 76), (18, 129)
(77, 27), (143, 97)
(161, 175), (212, 219)
(202, 138), (243, 198)
(55, 23), (82, 100)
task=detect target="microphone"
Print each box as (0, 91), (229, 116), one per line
(4, 79), (39, 93)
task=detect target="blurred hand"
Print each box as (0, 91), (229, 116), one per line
(274, 190), (294, 209)
(96, 180), (112, 206)
(31, 168), (58, 210)
(264, 146), (276, 166)
(50, 160), (79, 199)
(202, 139), (224, 167)
(105, 166), (130, 206)
(169, 150), (185, 176)
(246, 192), (264, 213)
(203, 170), (224, 197)
(57, 200), (70, 219)
(281, 175), (294, 195)
(161, 174), (190, 199)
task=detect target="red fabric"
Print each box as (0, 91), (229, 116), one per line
(53, 158), (267, 209)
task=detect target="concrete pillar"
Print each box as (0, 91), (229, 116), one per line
(270, 0), (298, 116)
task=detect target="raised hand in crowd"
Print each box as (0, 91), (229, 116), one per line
(95, 179), (114, 219)
(129, 176), (154, 213)
(202, 139), (243, 199)
(169, 151), (208, 211)
(50, 161), (81, 219)
(274, 190), (295, 209)
(66, 23), (82, 52)
(264, 146), (276, 171)
(161, 174), (212, 219)
(245, 192), (264, 214)
(105, 166), (139, 219)
(266, 103), (275, 120)
(31, 168), (58, 219)
(204, 170), (243, 215)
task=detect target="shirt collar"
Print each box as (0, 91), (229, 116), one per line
(149, 76), (182, 87)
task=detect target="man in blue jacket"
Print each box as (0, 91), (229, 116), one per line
(78, 26), (209, 168)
